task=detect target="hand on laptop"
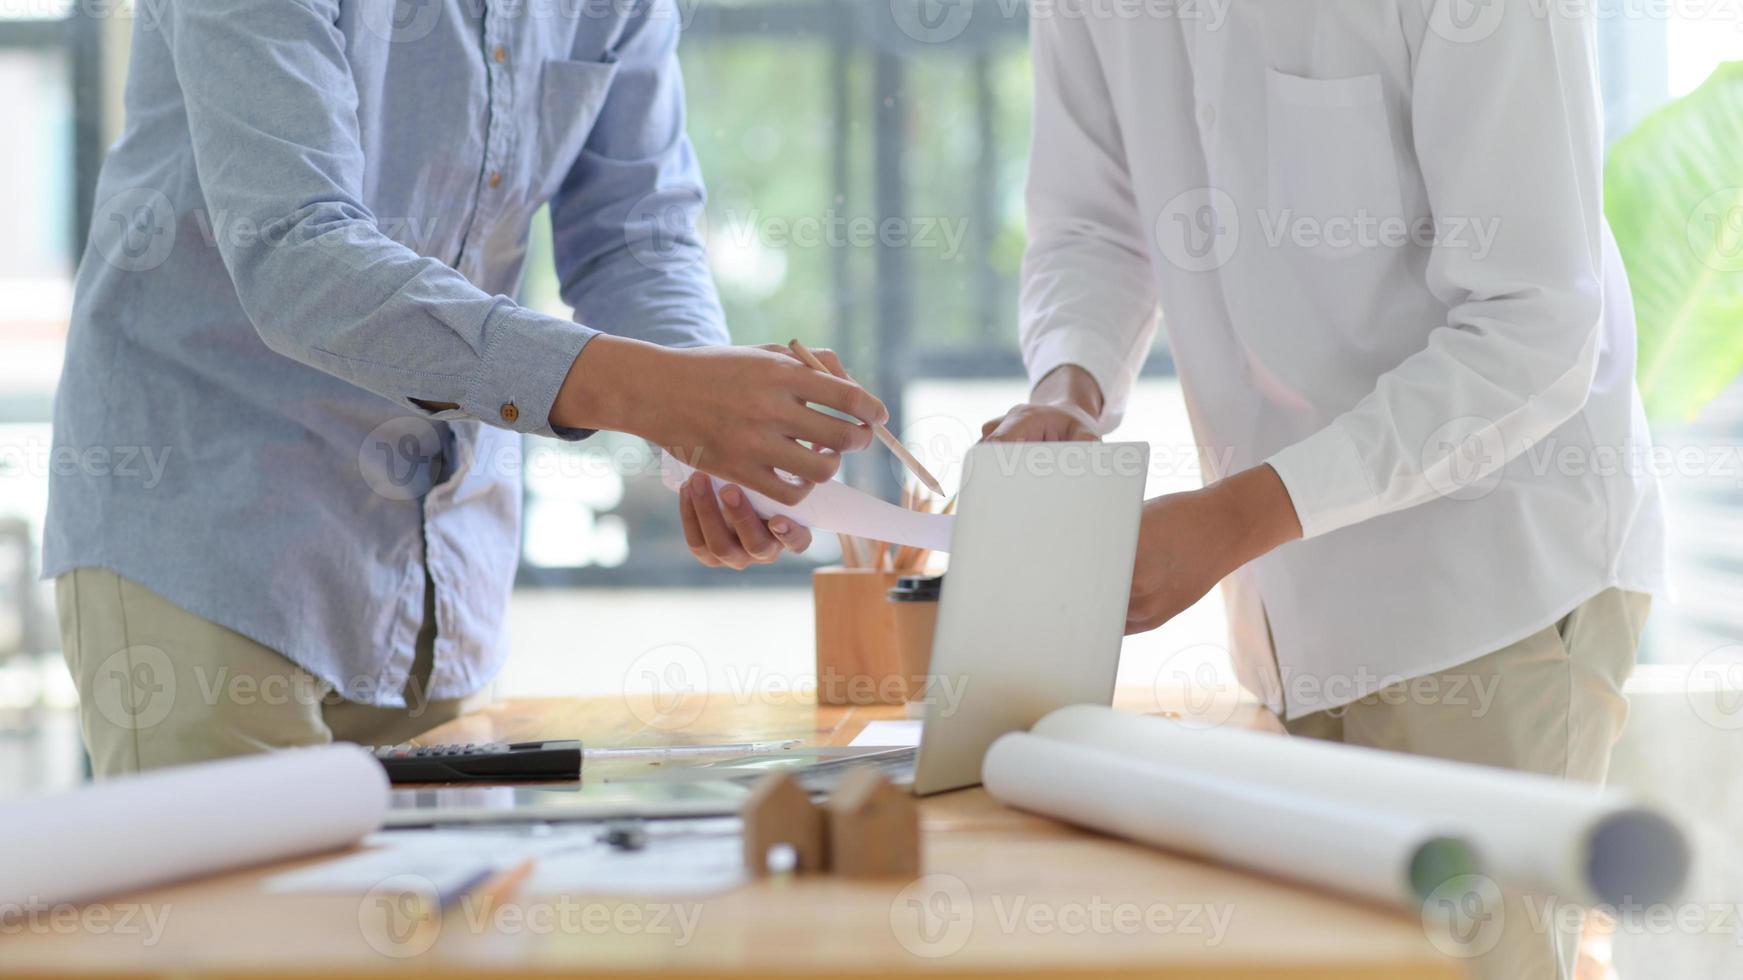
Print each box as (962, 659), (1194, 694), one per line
(678, 473), (813, 569)
(980, 364), (1102, 443)
(1126, 464), (1303, 634)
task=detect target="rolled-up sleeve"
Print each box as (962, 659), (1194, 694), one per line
(162, 0), (595, 438)
(1266, 0), (1608, 538)
(548, 0), (728, 351)
(1019, 9), (1160, 432)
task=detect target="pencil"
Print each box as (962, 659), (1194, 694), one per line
(470, 857), (538, 917)
(787, 339), (946, 497)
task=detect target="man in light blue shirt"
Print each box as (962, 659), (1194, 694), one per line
(46, 0), (880, 775)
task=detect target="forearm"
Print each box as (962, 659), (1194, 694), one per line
(550, 334), (668, 436)
(1031, 364), (1105, 418)
(1207, 463), (1303, 568)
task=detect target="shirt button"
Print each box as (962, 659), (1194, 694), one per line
(493, 45), (507, 64)
(499, 403), (520, 423)
(488, 171), (503, 189)
(1198, 103), (1217, 127)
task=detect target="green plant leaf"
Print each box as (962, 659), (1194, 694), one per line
(1605, 62), (1743, 424)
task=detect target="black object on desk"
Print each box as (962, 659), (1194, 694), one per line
(368, 740), (583, 784)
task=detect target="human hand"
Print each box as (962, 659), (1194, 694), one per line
(1126, 465), (1303, 634)
(553, 337), (886, 505)
(677, 473), (812, 569)
(980, 364), (1103, 443)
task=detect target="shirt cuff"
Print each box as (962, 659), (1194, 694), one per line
(1023, 328), (1134, 434)
(462, 301), (600, 440)
(1264, 422), (1379, 540)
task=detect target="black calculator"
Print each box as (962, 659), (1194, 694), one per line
(366, 740), (583, 784)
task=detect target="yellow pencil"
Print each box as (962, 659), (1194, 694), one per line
(787, 339), (946, 497)
(469, 857), (538, 917)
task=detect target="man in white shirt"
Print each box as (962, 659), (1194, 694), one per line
(982, 2), (1664, 976)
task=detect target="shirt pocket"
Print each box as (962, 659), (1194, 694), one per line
(1264, 68), (1405, 261)
(535, 57), (620, 201)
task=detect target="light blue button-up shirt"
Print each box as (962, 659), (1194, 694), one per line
(44, 0), (726, 705)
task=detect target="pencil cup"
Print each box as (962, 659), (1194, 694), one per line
(887, 575), (943, 719)
(813, 567), (903, 705)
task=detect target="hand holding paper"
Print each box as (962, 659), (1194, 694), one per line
(677, 471), (814, 569)
(662, 452), (954, 553)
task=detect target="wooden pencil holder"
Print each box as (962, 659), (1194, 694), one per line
(813, 567), (904, 705)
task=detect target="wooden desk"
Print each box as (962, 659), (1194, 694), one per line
(4, 692), (1460, 979)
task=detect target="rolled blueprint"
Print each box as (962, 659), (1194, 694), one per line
(0, 745), (389, 907)
(983, 732), (1480, 907)
(661, 451), (954, 552)
(1016, 705), (1690, 906)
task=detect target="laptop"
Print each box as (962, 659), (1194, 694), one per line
(385, 441), (1149, 825)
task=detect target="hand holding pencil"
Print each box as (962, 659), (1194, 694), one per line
(786, 339), (945, 496)
(679, 339), (945, 572)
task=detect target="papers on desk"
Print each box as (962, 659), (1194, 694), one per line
(265, 819), (746, 897)
(983, 705), (1693, 909)
(661, 452), (954, 552)
(0, 746), (387, 908)
(849, 720), (924, 748)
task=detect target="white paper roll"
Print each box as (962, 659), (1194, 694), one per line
(984, 732), (1480, 906)
(0, 746), (389, 907)
(1026, 706), (1690, 906)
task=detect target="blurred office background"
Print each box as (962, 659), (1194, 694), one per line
(0, 1), (1739, 796)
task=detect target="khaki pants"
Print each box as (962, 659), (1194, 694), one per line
(1281, 587), (1651, 980)
(56, 567), (478, 778)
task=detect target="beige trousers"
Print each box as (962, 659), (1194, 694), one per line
(1281, 587), (1651, 980)
(56, 566), (477, 778)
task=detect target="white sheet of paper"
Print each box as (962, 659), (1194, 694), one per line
(267, 819), (746, 897)
(526, 832), (744, 896)
(263, 830), (539, 894)
(661, 452), (953, 552)
(848, 720), (924, 748)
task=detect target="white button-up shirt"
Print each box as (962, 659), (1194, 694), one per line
(1020, 0), (1666, 716)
